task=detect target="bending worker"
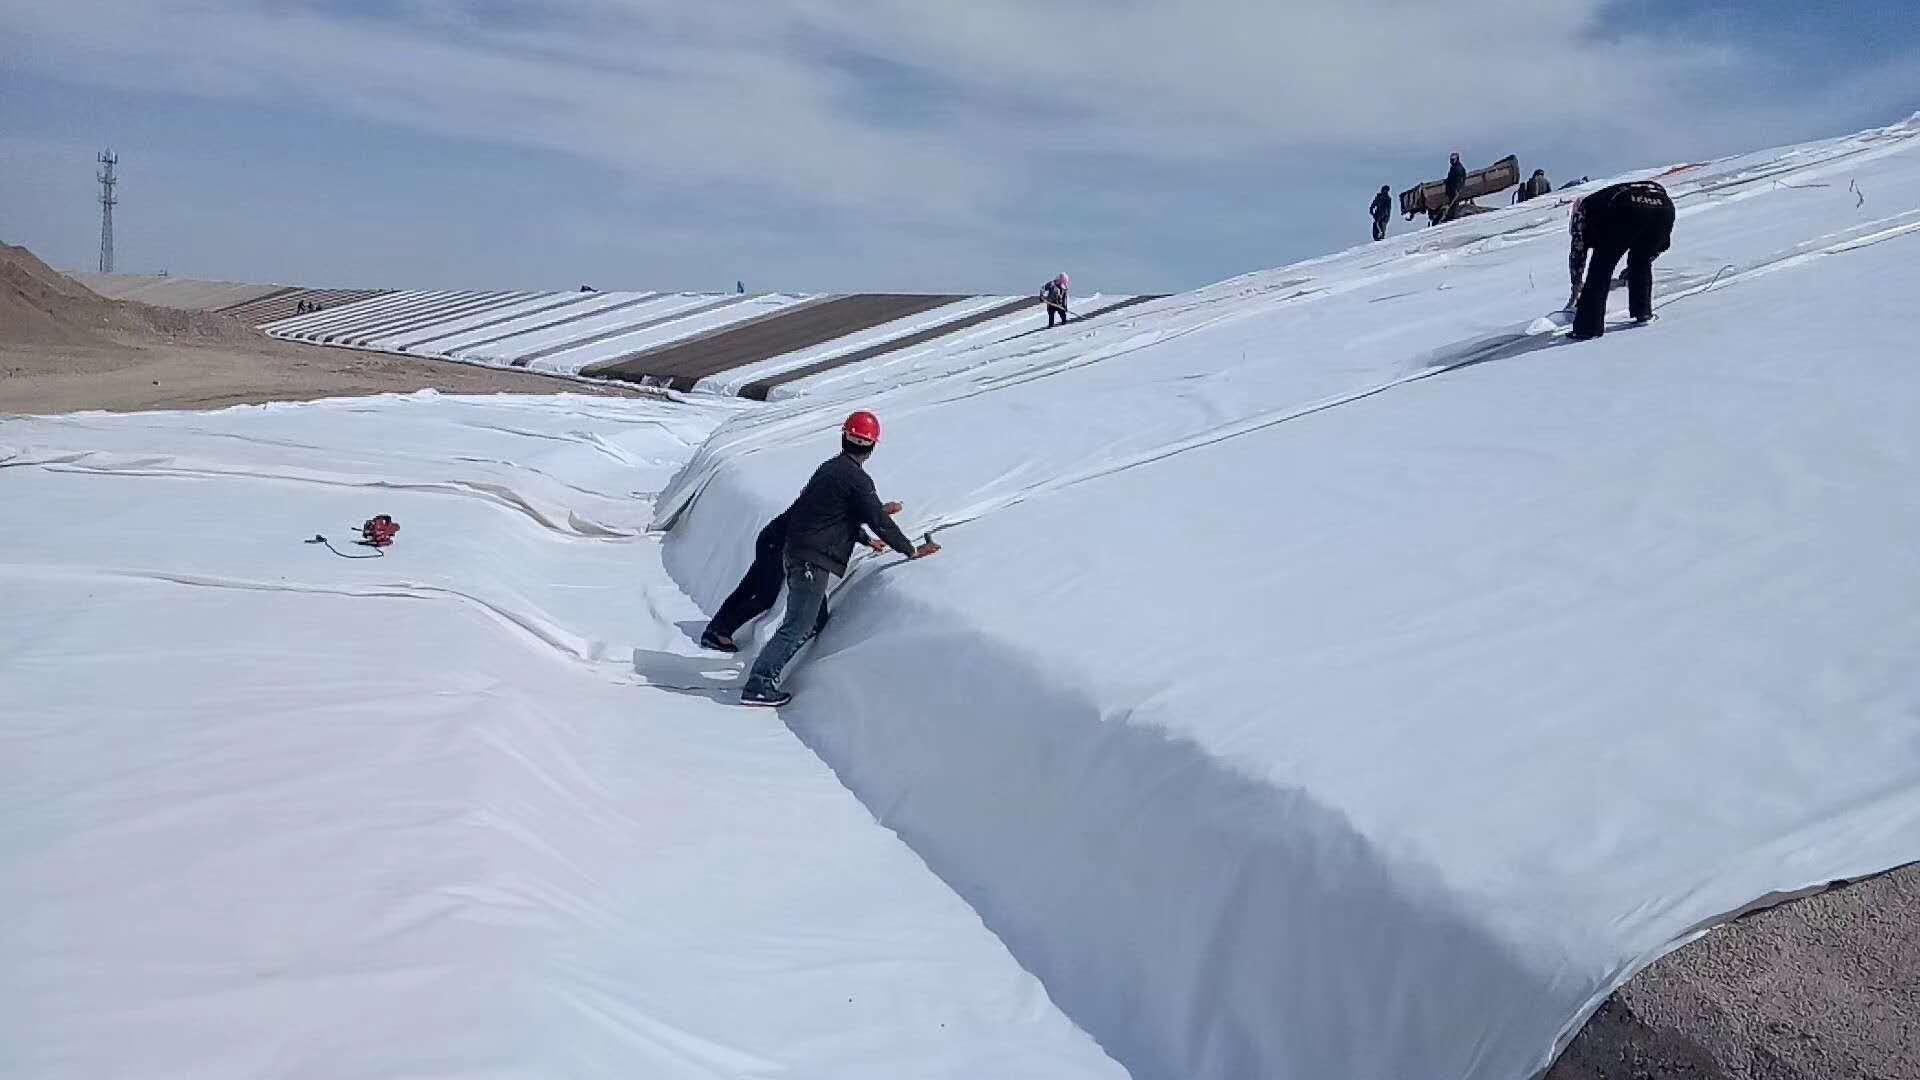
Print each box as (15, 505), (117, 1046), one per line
(1567, 180), (1676, 340)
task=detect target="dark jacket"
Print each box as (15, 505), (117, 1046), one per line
(760, 507), (876, 553)
(783, 452), (915, 576)
(1370, 191), (1392, 221)
(1578, 181), (1675, 243)
(1567, 181), (1674, 301)
(1445, 160), (1468, 200)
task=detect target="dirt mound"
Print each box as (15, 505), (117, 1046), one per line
(2, 242), (265, 349)
(1551, 864), (1920, 1080)
(2, 242), (100, 302)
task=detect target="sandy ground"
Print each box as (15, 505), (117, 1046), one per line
(1552, 864), (1920, 1080)
(0, 338), (638, 414)
(1, 240), (637, 414)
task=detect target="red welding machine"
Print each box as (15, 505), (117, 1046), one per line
(359, 514), (401, 548)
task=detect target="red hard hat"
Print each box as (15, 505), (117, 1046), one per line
(842, 410), (881, 447)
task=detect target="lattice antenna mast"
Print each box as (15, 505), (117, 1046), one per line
(96, 150), (118, 274)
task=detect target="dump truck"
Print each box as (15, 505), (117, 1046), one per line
(1400, 155), (1521, 226)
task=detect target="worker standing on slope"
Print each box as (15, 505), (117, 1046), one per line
(1042, 273), (1071, 328)
(740, 411), (939, 707)
(700, 501), (900, 653)
(1566, 180), (1675, 340)
(1370, 186), (1393, 241)
(1444, 152), (1468, 219)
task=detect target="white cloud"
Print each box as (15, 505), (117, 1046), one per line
(1, 1), (1008, 218)
(0, 1), (1812, 204)
(2, 0), (1911, 290)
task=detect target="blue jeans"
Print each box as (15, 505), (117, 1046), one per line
(743, 557), (831, 693)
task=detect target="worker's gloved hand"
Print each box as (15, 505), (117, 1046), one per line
(867, 536), (890, 553)
(910, 541), (941, 560)
(882, 501), (903, 516)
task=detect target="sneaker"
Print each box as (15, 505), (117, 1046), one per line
(1569, 330), (1599, 342)
(699, 629), (738, 653)
(740, 685), (792, 708)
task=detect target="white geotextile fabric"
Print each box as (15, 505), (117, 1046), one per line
(334, 292), (536, 347)
(765, 291), (1142, 401)
(259, 288), (435, 336)
(655, 117), (1920, 1080)
(447, 294), (726, 367)
(402, 290), (662, 356)
(276, 289), (474, 341)
(694, 296), (1016, 397)
(0, 392), (1122, 1079)
(373, 292), (616, 353)
(527, 293), (810, 376)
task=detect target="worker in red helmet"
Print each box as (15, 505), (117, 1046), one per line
(740, 410), (940, 707)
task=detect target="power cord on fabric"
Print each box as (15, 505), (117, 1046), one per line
(305, 534), (385, 559)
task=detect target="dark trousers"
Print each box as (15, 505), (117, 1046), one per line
(707, 520), (786, 640)
(1372, 217), (1388, 241)
(1573, 203), (1674, 338)
(1047, 303), (1068, 327)
(708, 523), (832, 644)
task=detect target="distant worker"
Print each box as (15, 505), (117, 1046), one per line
(1370, 185), (1393, 241)
(1444, 152), (1468, 216)
(1042, 272), (1071, 327)
(1566, 180), (1675, 340)
(700, 500), (899, 654)
(739, 411), (939, 707)
(736, 280), (746, 294)
(1516, 169), (1552, 203)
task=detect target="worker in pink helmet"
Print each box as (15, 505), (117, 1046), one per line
(1042, 272), (1071, 328)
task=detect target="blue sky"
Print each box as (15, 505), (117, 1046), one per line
(2, 0), (1914, 295)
